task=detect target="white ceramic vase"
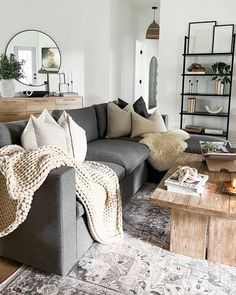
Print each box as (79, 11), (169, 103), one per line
(215, 80), (224, 95)
(0, 79), (15, 98)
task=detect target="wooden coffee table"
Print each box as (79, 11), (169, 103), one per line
(150, 153), (236, 267)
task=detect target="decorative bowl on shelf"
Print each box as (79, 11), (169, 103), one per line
(205, 106), (223, 114)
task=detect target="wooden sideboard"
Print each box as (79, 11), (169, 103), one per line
(0, 96), (83, 122)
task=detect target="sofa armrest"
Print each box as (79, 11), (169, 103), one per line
(0, 166), (77, 276)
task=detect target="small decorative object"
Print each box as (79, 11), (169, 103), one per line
(48, 73), (60, 94)
(205, 105), (223, 114)
(164, 166), (209, 197)
(213, 24), (234, 53)
(200, 141), (236, 172)
(146, 7), (159, 39)
(187, 63), (205, 74)
(212, 62), (231, 95)
(188, 80), (192, 93)
(188, 21), (216, 54)
(187, 97), (196, 113)
(195, 80), (199, 93)
(0, 54), (24, 97)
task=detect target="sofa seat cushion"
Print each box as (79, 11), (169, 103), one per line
(86, 139), (150, 175)
(97, 161), (125, 181)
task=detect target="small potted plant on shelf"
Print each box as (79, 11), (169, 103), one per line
(0, 54), (24, 98)
(212, 62), (231, 95)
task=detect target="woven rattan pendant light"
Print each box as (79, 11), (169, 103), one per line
(146, 7), (159, 40)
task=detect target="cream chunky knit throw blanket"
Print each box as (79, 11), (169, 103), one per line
(0, 145), (122, 243)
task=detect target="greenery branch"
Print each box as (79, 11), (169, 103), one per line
(0, 54), (25, 80)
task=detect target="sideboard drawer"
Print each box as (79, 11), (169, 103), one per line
(0, 112), (27, 122)
(55, 97), (83, 110)
(0, 100), (26, 113)
(26, 98), (55, 112)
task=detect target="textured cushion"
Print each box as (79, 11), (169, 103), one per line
(52, 107), (98, 143)
(58, 111), (87, 162)
(107, 103), (133, 138)
(118, 97), (149, 118)
(86, 139), (150, 174)
(186, 134), (229, 154)
(21, 110), (67, 151)
(131, 110), (167, 138)
(94, 103), (108, 138)
(133, 97), (149, 118)
(97, 161), (125, 181)
(33, 115), (67, 150)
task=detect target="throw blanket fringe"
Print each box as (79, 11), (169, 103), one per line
(140, 130), (190, 171)
(0, 145), (122, 243)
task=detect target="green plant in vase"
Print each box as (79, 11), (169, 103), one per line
(0, 54), (24, 97)
(212, 62), (231, 95)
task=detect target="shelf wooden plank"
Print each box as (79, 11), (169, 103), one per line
(180, 111), (228, 117)
(181, 93), (230, 97)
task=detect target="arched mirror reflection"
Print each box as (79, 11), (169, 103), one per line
(6, 30), (61, 87)
(148, 56), (158, 108)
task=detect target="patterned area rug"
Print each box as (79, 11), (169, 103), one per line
(1, 183), (236, 295)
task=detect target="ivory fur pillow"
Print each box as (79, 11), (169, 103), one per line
(131, 109), (167, 138)
(107, 102), (134, 138)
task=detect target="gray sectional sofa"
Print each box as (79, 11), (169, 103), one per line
(0, 102), (227, 275)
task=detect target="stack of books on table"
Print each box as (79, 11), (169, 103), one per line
(164, 170), (208, 197)
(185, 125), (203, 133)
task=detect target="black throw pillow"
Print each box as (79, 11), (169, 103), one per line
(117, 97), (149, 118)
(117, 98), (128, 109)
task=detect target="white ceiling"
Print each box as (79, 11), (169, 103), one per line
(124, 0), (160, 10)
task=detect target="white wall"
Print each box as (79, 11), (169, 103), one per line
(134, 6), (159, 107)
(109, 0), (135, 102)
(158, 0), (236, 145)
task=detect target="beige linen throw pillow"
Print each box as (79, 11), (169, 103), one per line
(131, 109), (167, 138)
(107, 102), (134, 138)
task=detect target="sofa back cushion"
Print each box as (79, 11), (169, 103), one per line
(52, 106), (98, 142)
(0, 120), (27, 148)
(94, 103), (108, 138)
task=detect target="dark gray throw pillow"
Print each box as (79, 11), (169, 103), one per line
(118, 97), (149, 118)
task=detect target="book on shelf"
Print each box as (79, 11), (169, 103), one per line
(200, 141), (236, 160)
(164, 170), (208, 197)
(185, 124), (203, 133)
(204, 128), (224, 135)
(187, 97), (196, 113)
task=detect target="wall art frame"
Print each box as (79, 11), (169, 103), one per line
(212, 24), (234, 53)
(187, 21), (216, 54)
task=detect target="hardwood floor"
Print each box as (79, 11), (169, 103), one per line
(0, 257), (21, 284)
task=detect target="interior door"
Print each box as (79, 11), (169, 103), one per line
(14, 46), (37, 85)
